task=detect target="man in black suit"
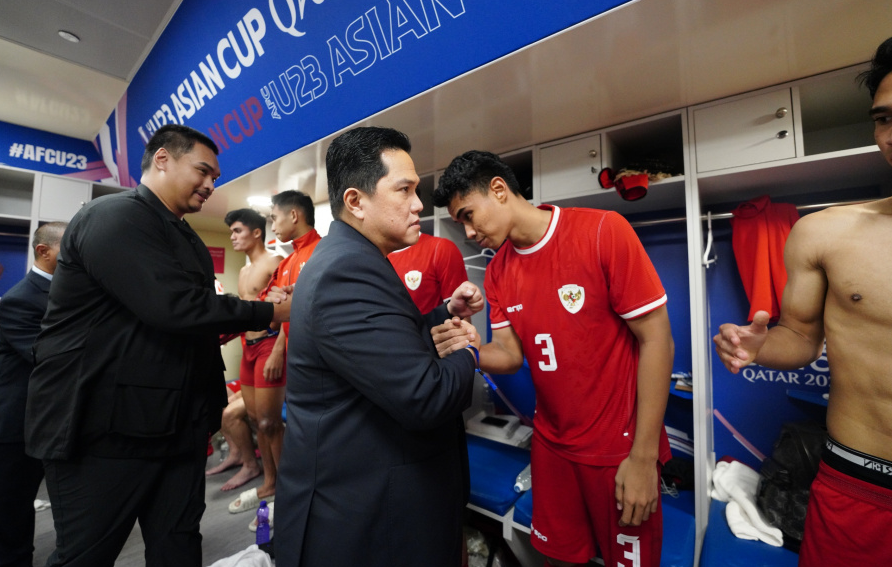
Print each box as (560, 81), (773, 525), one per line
(273, 126), (483, 567)
(25, 124), (291, 567)
(0, 221), (66, 567)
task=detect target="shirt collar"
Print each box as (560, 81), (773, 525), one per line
(136, 184), (183, 224)
(32, 265), (53, 281)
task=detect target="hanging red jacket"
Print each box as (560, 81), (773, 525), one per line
(730, 195), (799, 322)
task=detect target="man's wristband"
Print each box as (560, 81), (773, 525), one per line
(465, 345), (480, 371)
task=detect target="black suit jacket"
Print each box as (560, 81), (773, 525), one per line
(0, 270), (51, 443)
(275, 220), (476, 567)
(25, 185), (274, 460)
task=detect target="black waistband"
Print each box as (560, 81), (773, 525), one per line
(823, 437), (892, 490)
(245, 332), (277, 346)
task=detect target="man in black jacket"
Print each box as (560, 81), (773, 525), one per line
(25, 124), (290, 567)
(0, 221), (65, 567)
(274, 126), (483, 566)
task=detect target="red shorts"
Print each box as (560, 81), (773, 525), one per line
(529, 438), (662, 566)
(239, 335), (284, 388)
(799, 459), (892, 566)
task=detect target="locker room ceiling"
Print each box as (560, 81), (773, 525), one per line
(0, 0), (182, 139)
(0, 0), (890, 233)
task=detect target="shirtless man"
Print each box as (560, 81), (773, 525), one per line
(230, 190), (321, 516)
(713, 36), (892, 566)
(209, 209), (282, 493)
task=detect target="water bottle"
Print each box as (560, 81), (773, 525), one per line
(514, 463), (531, 493)
(482, 381), (495, 416)
(255, 500), (270, 545)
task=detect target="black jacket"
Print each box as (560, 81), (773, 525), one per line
(275, 220), (476, 567)
(25, 185), (273, 460)
(0, 270), (51, 443)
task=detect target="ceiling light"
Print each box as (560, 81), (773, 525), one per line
(58, 30), (80, 43)
(247, 195), (272, 208)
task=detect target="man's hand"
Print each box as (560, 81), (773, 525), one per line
(446, 282), (484, 318)
(713, 310), (770, 373)
(431, 317), (479, 358)
(266, 285), (293, 304)
(267, 285), (293, 323)
(614, 454), (659, 527)
(263, 346), (285, 381)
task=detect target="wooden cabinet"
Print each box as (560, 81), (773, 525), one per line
(0, 168), (35, 226)
(538, 133), (602, 201)
(693, 88), (797, 173)
(36, 175), (91, 221)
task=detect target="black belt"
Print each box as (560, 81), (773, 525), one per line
(245, 332), (278, 346)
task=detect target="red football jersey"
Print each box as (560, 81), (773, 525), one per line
(388, 233), (468, 314)
(485, 205), (671, 466)
(263, 228), (322, 338)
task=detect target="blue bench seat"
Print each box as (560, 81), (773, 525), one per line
(700, 500), (798, 567)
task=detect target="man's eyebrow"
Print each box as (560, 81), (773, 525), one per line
(869, 105), (889, 117)
(454, 206), (467, 219)
(395, 176), (418, 186)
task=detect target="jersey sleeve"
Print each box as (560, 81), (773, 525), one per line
(599, 211), (667, 319)
(433, 238), (468, 303)
(483, 265), (510, 330)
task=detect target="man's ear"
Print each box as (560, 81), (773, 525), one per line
(289, 206), (301, 225)
(343, 188), (365, 220)
(34, 243), (50, 260)
(153, 147), (170, 172)
(489, 176), (509, 203)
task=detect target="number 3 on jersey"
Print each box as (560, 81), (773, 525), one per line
(535, 333), (557, 371)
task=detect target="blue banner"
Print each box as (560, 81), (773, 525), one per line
(0, 120), (108, 181)
(113, 0), (630, 186)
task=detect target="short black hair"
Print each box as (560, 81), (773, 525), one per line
(271, 190), (315, 227)
(32, 222), (66, 257)
(224, 208), (267, 241)
(326, 127), (412, 218)
(141, 124), (219, 174)
(432, 150), (521, 208)
(859, 36), (892, 100)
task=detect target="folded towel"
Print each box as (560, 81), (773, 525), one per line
(206, 545), (272, 567)
(712, 460), (783, 547)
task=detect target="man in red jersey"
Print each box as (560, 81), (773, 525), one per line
(714, 37), (892, 566)
(432, 150), (674, 567)
(388, 232), (468, 314)
(228, 190), (321, 515)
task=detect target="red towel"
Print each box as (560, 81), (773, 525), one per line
(730, 195), (799, 322)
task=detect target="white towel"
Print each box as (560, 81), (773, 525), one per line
(206, 545), (272, 567)
(711, 460), (783, 547)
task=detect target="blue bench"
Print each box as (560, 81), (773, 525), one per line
(700, 500), (798, 567)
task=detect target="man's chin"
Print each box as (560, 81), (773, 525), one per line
(404, 229), (421, 246)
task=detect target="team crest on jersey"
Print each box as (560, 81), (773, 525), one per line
(558, 284), (585, 313)
(405, 270), (422, 290)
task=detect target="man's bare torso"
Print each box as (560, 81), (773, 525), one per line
(814, 198), (892, 459)
(240, 252), (282, 340)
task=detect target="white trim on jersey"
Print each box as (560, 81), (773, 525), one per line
(619, 294), (667, 320)
(514, 206), (561, 255)
(490, 320), (511, 329)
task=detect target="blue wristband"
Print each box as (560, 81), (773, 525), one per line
(465, 345), (480, 371)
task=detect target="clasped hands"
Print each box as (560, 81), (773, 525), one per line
(265, 284), (293, 323)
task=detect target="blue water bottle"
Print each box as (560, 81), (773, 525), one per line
(255, 500), (270, 545)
